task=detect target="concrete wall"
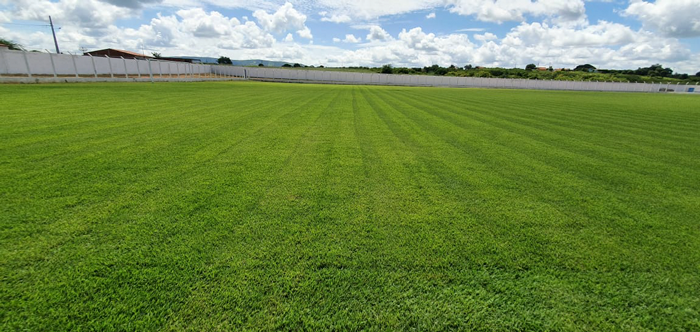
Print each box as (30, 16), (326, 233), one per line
(239, 66), (699, 93)
(2, 48), (699, 93)
(0, 49), (215, 78)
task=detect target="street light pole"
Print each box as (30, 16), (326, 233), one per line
(49, 16), (60, 54)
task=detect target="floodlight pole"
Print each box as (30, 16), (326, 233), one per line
(49, 16), (60, 54)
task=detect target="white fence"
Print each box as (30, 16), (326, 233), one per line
(0, 49), (240, 80)
(2, 48), (698, 93)
(239, 67), (700, 93)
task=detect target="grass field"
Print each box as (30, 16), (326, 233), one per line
(1, 82), (699, 331)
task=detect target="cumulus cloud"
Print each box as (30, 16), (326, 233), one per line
(623, 0), (700, 38)
(474, 32), (497, 42)
(324, 20), (695, 74)
(296, 26), (313, 39)
(253, 2), (308, 33)
(399, 27), (440, 51)
(176, 8), (241, 38)
(7, 0), (134, 33)
(343, 34), (361, 43)
(366, 25), (393, 41)
(426, 12), (436, 19)
(252, 2), (313, 41)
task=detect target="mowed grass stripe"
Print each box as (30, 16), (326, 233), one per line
(0, 84), (295, 153)
(1, 84), (329, 233)
(2, 84), (346, 330)
(362, 87), (601, 268)
(364, 87), (699, 272)
(1, 82), (699, 331)
(431, 89), (700, 149)
(386, 88), (698, 193)
(409, 89), (700, 155)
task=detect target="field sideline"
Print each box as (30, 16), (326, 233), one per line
(1, 82), (699, 331)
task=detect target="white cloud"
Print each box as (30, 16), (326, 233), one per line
(333, 37), (341, 42)
(444, 0), (586, 23)
(623, 0), (700, 38)
(253, 2), (311, 39)
(343, 34), (361, 43)
(0, 11), (10, 23)
(101, 0), (162, 9)
(398, 27), (440, 51)
(284, 33), (294, 42)
(296, 26), (313, 39)
(426, 12), (436, 19)
(313, 0), (442, 21)
(176, 8), (241, 38)
(323, 21), (696, 74)
(366, 25), (393, 41)
(320, 13), (352, 23)
(474, 32), (497, 42)
(7, 0), (134, 33)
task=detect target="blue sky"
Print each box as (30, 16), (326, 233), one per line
(1, 0), (699, 73)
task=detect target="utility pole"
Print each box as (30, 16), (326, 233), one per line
(49, 16), (60, 54)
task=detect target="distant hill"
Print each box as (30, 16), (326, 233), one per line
(164, 56), (300, 67)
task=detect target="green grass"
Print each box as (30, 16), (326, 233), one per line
(1, 82), (699, 331)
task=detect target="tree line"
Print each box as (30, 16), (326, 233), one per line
(370, 63), (699, 83)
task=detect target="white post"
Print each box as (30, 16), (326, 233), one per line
(158, 60), (162, 78)
(105, 55), (113, 78)
(22, 50), (32, 78)
(0, 47), (7, 77)
(121, 57), (128, 78)
(147, 58), (154, 83)
(168, 62), (172, 78)
(89, 54), (97, 78)
(70, 53), (79, 77)
(48, 52), (57, 78)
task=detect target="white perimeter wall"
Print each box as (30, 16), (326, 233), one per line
(2, 48), (698, 93)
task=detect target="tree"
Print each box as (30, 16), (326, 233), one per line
(696, 71), (700, 77)
(574, 64), (596, 72)
(635, 64), (672, 77)
(151, 52), (161, 58)
(525, 63), (537, 71)
(218, 56), (232, 65)
(381, 64), (393, 74)
(293, 63), (302, 67)
(0, 37), (24, 50)
(548, 66), (553, 71)
(258, 63), (264, 67)
(434, 67), (448, 75)
(282, 63), (292, 67)
(464, 64), (473, 70)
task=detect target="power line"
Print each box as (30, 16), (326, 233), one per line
(1, 22), (52, 27)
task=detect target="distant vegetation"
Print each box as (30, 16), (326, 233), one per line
(217, 56), (233, 65)
(0, 37), (24, 51)
(291, 63), (699, 84)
